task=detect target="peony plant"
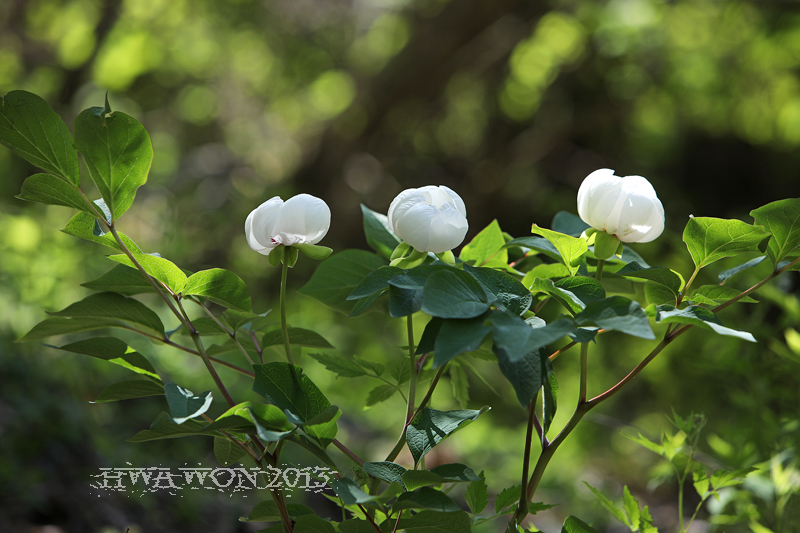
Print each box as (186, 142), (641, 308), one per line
(4, 89), (800, 533)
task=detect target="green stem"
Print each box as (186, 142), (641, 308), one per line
(333, 438), (364, 467)
(280, 257), (295, 365)
(190, 332), (236, 407)
(678, 476), (685, 532)
(579, 342), (589, 403)
(405, 315), (417, 424)
(512, 403), (537, 528)
(195, 299), (256, 366)
(595, 259), (605, 281)
(677, 266), (701, 306)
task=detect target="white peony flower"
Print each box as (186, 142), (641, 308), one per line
(245, 193), (331, 255)
(577, 168), (665, 243)
(387, 185), (469, 254)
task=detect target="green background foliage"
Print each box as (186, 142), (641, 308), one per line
(1, 0), (800, 532)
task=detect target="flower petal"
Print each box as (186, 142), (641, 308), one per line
(246, 196), (283, 250)
(273, 193), (331, 246)
(394, 201), (436, 252)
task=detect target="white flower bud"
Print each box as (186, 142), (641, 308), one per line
(387, 185), (469, 254)
(245, 194), (331, 255)
(577, 169), (665, 243)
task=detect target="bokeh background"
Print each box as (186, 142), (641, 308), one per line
(2, 0), (800, 531)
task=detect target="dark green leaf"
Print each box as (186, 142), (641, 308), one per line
(459, 220), (508, 269)
(395, 510), (472, 533)
(432, 314), (493, 368)
(393, 487), (461, 512)
(417, 317), (443, 355)
(505, 236), (562, 263)
(551, 211), (590, 237)
(164, 382), (213, 424)
(449, 363), (469, 408)
(127, 412), (218, 442)
(496, 347), (543, 407)
(48, 292), (164, 337)
(389, 285), (424, 318)
(465, 476), (488, 514)
(529, 502), (558, 514)
(0, 90), (79, 184)
(56, 337), (159, 381)
(94, 380), (164, 403)
(683, 217), (770, 268)
(364, 461), (407, 488)
(403, 464), (481, 491)
(293, 514), (336, 533)
(339, 520), (379, 533)
(303, 405), (341, 447)
(74, 106), (152, 220)
(422, 268), (490, 319)
(348, 291), (387, 316)
(718, 255), (767, 283)
(529, 278), (604, 315)
(561, 515), (601, 533)
(348, 266), (405, 300)
(253, 363), (332, 423)
(574, 297), (655, 339)
(366, 384), (397, 406)
(299, 250), (388, 314)
(18, 316), (122, 341)
(82, 264), (154, 295)
(463, 265), (532, 315)
(184, 268), (252, 312)
(62, 211), (142, 252)
(330, 477), (376, 505)
(246, 501), (316, 522)
(353, 356), (385, 377)
(687, 285), (757, 305)
(262, 328), (334, 349)
(530, 225), (588, 276)
(541, 356), (557, 438)
(613, 262), (683, 295)
(17, 173), (92, 213)
(654, 305), (756, 342)
(214, 438), (245, 466)
(362, 204), (401, 260)
(108, 253), (187, 294)
(644, 280), (676, 306)
(308, 352), (366, 378)
(406, 407), (489, 465)
(751, 198), (800, 267)
(491, 312), (576, 362)
(388, 265), (448, 290)
(494, 485), (521, 513)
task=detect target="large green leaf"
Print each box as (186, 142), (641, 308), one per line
(62, 211), (142, 253)
(56, 337), (160, 381)
(361, 204), (401, 260)
(47, 292), (165, 337)
(19, 316), (123, 341)
(421, 268), (490, 319)
(184, 268), (252, 312)
(464, 476), (488, 514)
(74, 104), (153, 220)
(395, 510), (472, 533)
(505, 236), (562, 263)
(347, 266), (405, 300)
(17, 173), (92, 213)
(93, 380), (164, 403)
(82, 264), (155, 295)
(252, 362), (332, 423)
(262, 327), (334, 349)
(330, 477), (377, 505)
(299, 250), (388, 314)
(496, 347), (544, 407)
(164, 382), (213, 424)
(653, 305), (756, 342)
(363, 461), (407, 488)
(574, 296), (655, 340)
(551, 211), (591, 236)
(613, 262), (684, 295)
(393, 487), (461, 512)
(718, 255), (767, 283)
(213, 438), (245, 466)
(307, 352), (368, 378)
(108, 253), (187, 294)
(402, 464), (481, 491)
(463, 265), (532, 315)
(406, 407), (489, 465)
(751, 198), (800, 267)
(0, 90), (79, 184)
(562, 516), (601, 533)
(491, 312), (576, 362)
(430, 314), (493, 367)
(682, 217), (770, 268)
(530, 277), (604, 315)
(530, 225), (588, 276)
(541, 356), (557, 437)
(687, 285), (757, 306)
(459, 220), (508, 269)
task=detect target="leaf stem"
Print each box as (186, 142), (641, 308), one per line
(405, 315), (417, 425)
(280, 257), (295, 365)
(579, 342), (589, 403)
(678, 266), (701, 306)
(333, 438), (364, 467)
(595, 259), (605, 281)
(549, 341), (576, 362)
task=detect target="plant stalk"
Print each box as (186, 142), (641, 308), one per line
(280, 256), (295, 365)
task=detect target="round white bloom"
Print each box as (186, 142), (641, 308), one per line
(245, 194), (331, 255)
(577, 169), (665, 243)
(387, 185), (468, 254)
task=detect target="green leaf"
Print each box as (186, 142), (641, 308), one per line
(431, 314), (493, 368)
(308, 352), (366, 378)
(494, 484), (521, 514)
(246, 501), (316, 522)
(0, 90), (79, 184)
(55, 337), (160, 381)
(107, 253), (187, 294)
(621, 432), (664, 456)
(654, 305), (756, 342)
(561, 515), (601, 533)
(184, 268), (252, 312)
(293, 514), (337, 533)
(622, 486), (640, 531)
(465, 475), (488, 514)
(613, 262), (684, 295)
(551, 211), (591, 237)
(353, 356), (385, 377)
(682, 217), (770, 269)
(523, 263), (571, 281)
(339, 520), (380, 533)
(17, 173), (92, 213)
(389, 285), (424, 318)
(394, 487), (461, 512)
(47, 292), (165, 337)
(364, 461), (407, 488)
(366, 384), (397, 406)
(362, 204), (401, 260)
(463, 265), (532, 315)
(330, 477), (376, 505)
(402, 464), (481, 491)
(506, 236), (563, 263)
(421, 268), (490, 319)
(82, 264), (155, 295)
(718, 255), (767, 283)
(530, 277), (605, 315)
(530, 225), (588, 276)
(693, 465), (710, 497)
(127, 412), (218, 442)
(94, 380), (164, 403)
(491, 312), (576, 362)
(687, 285), (757, 306)
(574, 297), (655, 340)
(253, 363), (331, 422)
(406, 407), (489, 465)
(387, 358), (410, 385)
(529, 502), (558, 514)
(213, 438), (245, 466)
(496, 347), (543, 407)
(644, 280), (676, 306)
(262, 328), (334, 349)
(18, 316), (123, 341)
(164, 382), (213, 424)
(62, 211), (142, 253)
(74, 105), (153, 220)
(303, 405), (341, 447)
(449, 363), (470, 408)
(294, 243), (333, 261)
(223, 309), (268, 331)
(347, 266), (405, 300)
(348, 291), (387, 316)
(417, 317), (442, 354)
(459, 220), (508, 269)
(751, 198), (800, 267)
(395, 510), (472, 533)
(299, 250), (388, 314)
(541, 357), (557, 438)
